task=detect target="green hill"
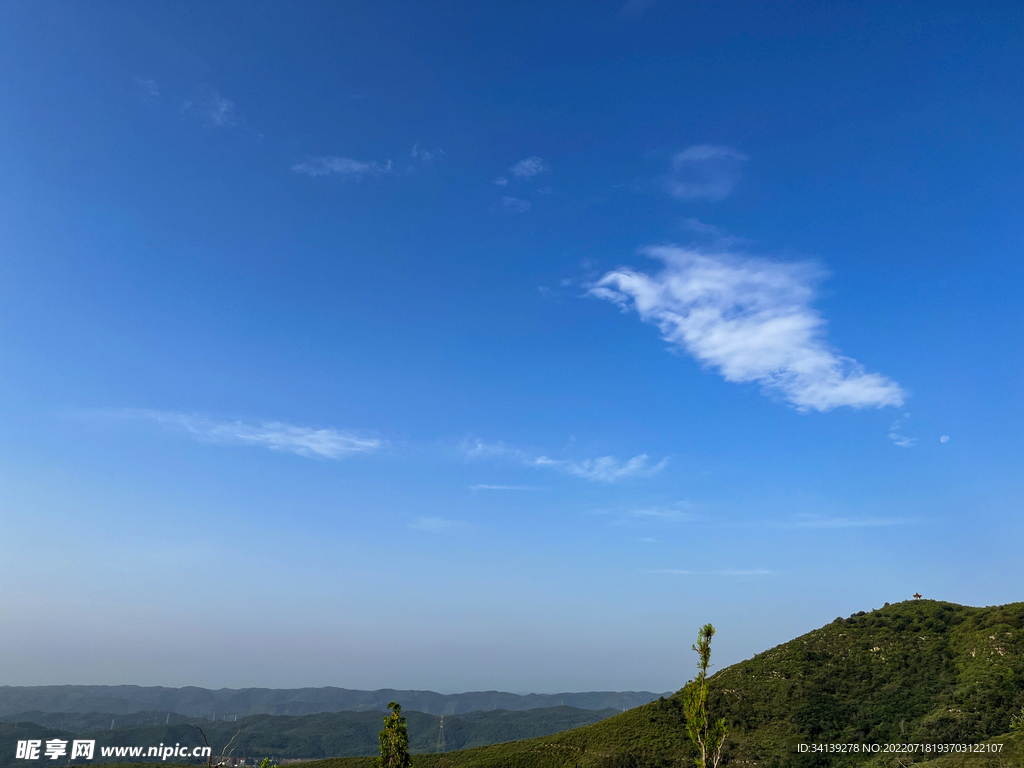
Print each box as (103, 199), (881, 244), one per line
(29, 600), (1024, 768)
(291, 599), (1024, 768)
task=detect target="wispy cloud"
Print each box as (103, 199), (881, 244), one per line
(776, 515), (911, 529)
(182, 85), (236, 127)
(500, 196), (531, 213)
(534, 454), (666, 482)
(410, 144), (444, 163)
(461, 439), (665, 483)
(627, 505), (695, 521)
(409, 517), (465, 532)
(510, 156), (548, 179)
(888, 413), (918, 447)
(292, 156), (393, 178)
(619, 0), (656, 19)
(492, 177), (509, 186)
(590, 246), (905, 412)
(469, 484), (542, 492)
(680, 218), (748, 246)
(647, 569), (773, 578)
(667, 144), (747, 200)
(681, 218), (722, 235)
(461, 439), (523, 460)
(121, 410), (381, 459)
(133, 77), (159, 105)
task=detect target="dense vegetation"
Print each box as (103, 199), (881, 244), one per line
(0, 707), (617, 768)
(14, 600), (1024, 768)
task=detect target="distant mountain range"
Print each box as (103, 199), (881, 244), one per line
(0, 687), (669, 719)
(0, 706), (621, 768)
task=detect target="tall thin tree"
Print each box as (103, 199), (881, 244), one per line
(375, 701), (412, 768)
(682, 623), (728, 768)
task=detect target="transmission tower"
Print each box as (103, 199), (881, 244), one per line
(436, 715), (446, 753)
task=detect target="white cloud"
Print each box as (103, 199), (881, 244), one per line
(409, 517), (465, 532)
(675, 145), (748, 162)
(469, 484), (542, 491)
(492, 176), (509, 186)
(533, 454), (666, 482)
(888, 413), (918, 447)
(628, 505), (694, 521)
(680, 218), (722, 235)
(501, 196), (531, 213)
(888, 433), (918, 448)
(667, 144), (747, 200)
(779, 515), (910, 529)
(133, 77), (159, 105)
(182, 86), (236, 127)
(590, 246), (905, 412)
(460, 438), (522, 460)
(940, 435), (950, 443)
(680, 218), (747, 246)
(461, 439), (664, 483)
(410, 144), (444, 162)
(510, 156), (548, 179)
(647, 569), (772, 578)
(292, 156), (393, 178)
(123, 410), (381, 459)
(619, 0), (655, 18)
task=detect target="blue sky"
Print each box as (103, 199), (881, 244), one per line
(1, 0), (1022, 693)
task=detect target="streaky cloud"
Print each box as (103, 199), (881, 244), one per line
(628, 506), (694, 521)
(888, 413), (918, 447)
(619, 0), (655, 19)
(292, 156), (393, 178)
(121, 409), (382, 459)
(779, 515), (911, 529)
(647, 569), (773, 578)
(469, 484), (542, 491)
(409, 517), (465, 532)
(533, 454), (666, 482)
(461, 438), (664, 484)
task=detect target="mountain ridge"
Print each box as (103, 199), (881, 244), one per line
(0, 688), (668, 719)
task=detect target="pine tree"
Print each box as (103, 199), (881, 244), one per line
(682, 624), (728, 768)
(374, 701), (412, 768)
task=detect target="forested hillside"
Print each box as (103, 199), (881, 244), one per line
(297, 600), (1024, 768)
